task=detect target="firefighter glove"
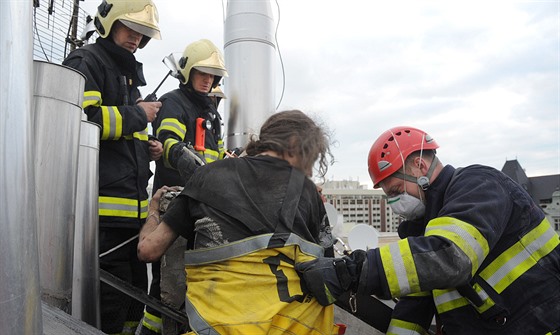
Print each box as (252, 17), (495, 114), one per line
(176, 144), (205, 183)
(295, 250), (366, 306)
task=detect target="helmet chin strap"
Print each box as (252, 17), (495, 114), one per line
(393, 155), (439, 191)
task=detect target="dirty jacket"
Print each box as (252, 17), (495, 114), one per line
(363, 165), (560, 335)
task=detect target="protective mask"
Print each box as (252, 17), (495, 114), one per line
(388, 193), (425, 220)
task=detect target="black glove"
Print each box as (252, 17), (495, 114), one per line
(175, 144), (205, 183)
(295, 250), (366, 306)
(397, 218), (426, 238)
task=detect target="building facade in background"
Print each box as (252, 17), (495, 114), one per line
(321, 180), (401, 234)
(502, 159), (560, 232)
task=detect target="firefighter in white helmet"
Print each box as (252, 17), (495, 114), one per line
(296, 126), (560, 335)
(140, 39), (228, 335)
(62, 0), (162, 333)
(208, 85), (226, 109)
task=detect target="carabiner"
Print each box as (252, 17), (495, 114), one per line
(333, 237), (352, 256)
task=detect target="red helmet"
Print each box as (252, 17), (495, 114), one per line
(368, 126), (439, 188)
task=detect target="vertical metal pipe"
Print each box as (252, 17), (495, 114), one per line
(0, 2), (43, 334)
(224, 0), (276, 150)
(33, 61), (85, 313)
(72, 119), (101, 328)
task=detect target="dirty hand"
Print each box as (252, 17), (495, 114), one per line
(149, 186), (181, 213)
(137, 100), (162, 122)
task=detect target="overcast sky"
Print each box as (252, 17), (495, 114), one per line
(81, 0), (559, 189)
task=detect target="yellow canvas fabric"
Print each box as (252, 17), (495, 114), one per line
(185, 244), (340, 335)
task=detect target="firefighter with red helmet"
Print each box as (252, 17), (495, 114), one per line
(297, 126), (560, 335)
(62, 0), (162, 333)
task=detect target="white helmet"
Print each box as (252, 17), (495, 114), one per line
(94, 0), (161, 48)
(178, 39), (228, 86)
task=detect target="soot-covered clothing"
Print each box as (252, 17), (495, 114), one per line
(163, 155), (338, 334)
(164, 155), (333, 250)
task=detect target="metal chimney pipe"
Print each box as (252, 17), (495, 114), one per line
(72, 119), (101, 328)
(33, 60), (85, 312)
(0, 2), (43, 334)
(224, 0), (276, 150)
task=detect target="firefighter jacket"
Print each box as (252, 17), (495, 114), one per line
(361, 165), (560, 335)
(62, 37), (152, 228)
(163, 155), (339, 334)
(151, 85), (224, 192)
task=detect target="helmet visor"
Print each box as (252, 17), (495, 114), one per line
(120, 19), (161, 40)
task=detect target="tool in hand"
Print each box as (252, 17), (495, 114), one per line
(144, 52), (182, 102)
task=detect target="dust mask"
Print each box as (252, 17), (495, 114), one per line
(388, 192), (425, 220)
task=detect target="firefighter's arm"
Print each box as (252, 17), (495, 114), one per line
(296, 234), (473, 303)
(63, 53), (152, 139)
(153, 97), (190, 169)
(137, 186), (179, 262)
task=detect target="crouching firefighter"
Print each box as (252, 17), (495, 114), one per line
(296, 126), (560, 335)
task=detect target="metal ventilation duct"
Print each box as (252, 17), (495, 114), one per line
(33, 60), (84, 312)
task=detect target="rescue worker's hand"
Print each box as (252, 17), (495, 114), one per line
(295, 250), (366, 306)
(397, 218), (425, 238)
(176, 144), (205, 183)
(148, 139), (163, 161)
(137, 100), (161, 122)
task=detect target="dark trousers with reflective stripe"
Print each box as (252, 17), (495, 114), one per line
(100, 227), (148, 334)
(141, 261), (162, 333)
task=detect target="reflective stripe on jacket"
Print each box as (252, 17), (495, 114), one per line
(152, 87), (224, 192)
(369, 165), (560, 335)
(63, 40), (152, 227)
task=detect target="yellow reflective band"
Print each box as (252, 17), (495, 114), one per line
(217, 139), (225, 159)
(83, 90), (101, 108)
(433, 289), (468, 314)
(425, 217), (489, 275)
(100, 106), (123, 140)
(387, 318), (429, 335)
(124, 129), (149, 141)
(406, 291), (432, 297)
(479, 218), (559, 293)
(163, 138), (180, 168)
(140, 200), (148, 219)
(142, 310), (162, 333)
(99, 196), (147, 219)
(156, 118), (186, 139)
(121, 321), (139, 335)
(471, 283), (495, 313)
(379, 239), (420, 297)
(203, 148), (219, 163)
